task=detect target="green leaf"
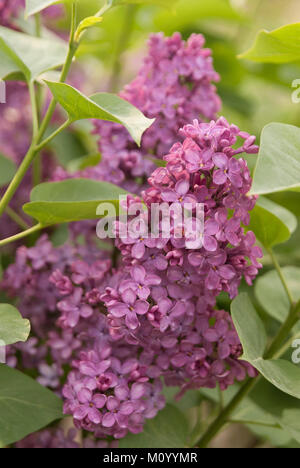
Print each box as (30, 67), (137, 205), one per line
(0, 365), (63, 446)
(45, 81), (155, 146)
(49, 128), (87, 169)
(0, 154), (16, 188)
(119, 404), (188, 448)
(255, 267), (300, 325)
(248, 379), (300, 445)
(0, 304), (30, 346)
(248, 197), (297, 248)
(75, 16), (103, 42)
(50, 223), (70, 247)
(239, 23), (300, 64)
(67, 152), (102, 172)
(0, 27), (68, 81)
(232, 294), (300, 400)
(163, 387), (202, 411)
(254, 359), (300, 400)
(23, 178), (129, 226)
(231, 293), (267, 361)
(251, 123), (300, 195)
(200, 384), (295, 446)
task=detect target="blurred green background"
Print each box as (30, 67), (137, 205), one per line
(58, 0), (300, 138)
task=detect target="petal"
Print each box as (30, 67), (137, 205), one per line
(115, 385), (129, 400)
(205, 269), (220, 289)
(145, 274), (161, 287)
(121, 288), (136, 305)
(125, 311), (139, 330)
(107, 396), (119, 411)
(134, 300), (149, 315)
(132, 242), (146, 259)
(228, 172), (243, 188)
(137, 286), (150, 300)
(110, 303), (128, 318)
(218, 265), (236, 280)
(79, 361), (97, 377)
(119, 401), (135, 416)
(130, 382), (146, 399)
(74, 405), (88, 421)
(212, 152), (228, 169)
(88, 407), (102, 425)
(175, 179), (190, 196)
(93, 394), (107, 409)
(102, 412), (116, 428)
(228, 158), (240, 172)
(213, 169), (227, 185)
(218, 342), (231, 359)
(132, 265), (146, 284)
(203, 235), (218, 252)
(77, 388), (92, 404)
(205, 220), (219, 236)
(204, 329), (219, 342)
(170, 353), (188, 367)
(161, 189), (178, 203)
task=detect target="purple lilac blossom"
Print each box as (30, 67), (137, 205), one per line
(0, 0), (23, 27)
(54, 33), (221, 192)
(56, 117), (261, 439)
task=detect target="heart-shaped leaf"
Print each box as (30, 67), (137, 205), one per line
(0, 304), (30, 346)
(249, 379), (300, 445)
(254, 359), (300, 400)
(248, 197), (297, 248)
(0, 27), (68, 81)
(45, 81), (155, 146)
(0, 154), (16, 188)
(251, 123), (300, 195)
(255, 267), (300, 325)
(23, 178), (129, 226)
(239, 23), (300, 64)
(232, 294), (300, 400)
(231, 293), (267, 361)
(0, 365), (62, 446)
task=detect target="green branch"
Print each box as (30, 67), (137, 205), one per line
(0, 224), (42, 248)
(5, 207), (31, 231)
(35, 120), (71, 153)
(267, 248), (294, 306)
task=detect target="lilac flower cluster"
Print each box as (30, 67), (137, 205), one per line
(2, 235), (111, 382)
(16, 428), (80, 449)
(57, 117), (261, 440)
(55, 33), (221, 192)
(0, 0), (22, 27)
(16, 428), (118, 448)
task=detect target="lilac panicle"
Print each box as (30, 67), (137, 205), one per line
(55, 32), (221, 192)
